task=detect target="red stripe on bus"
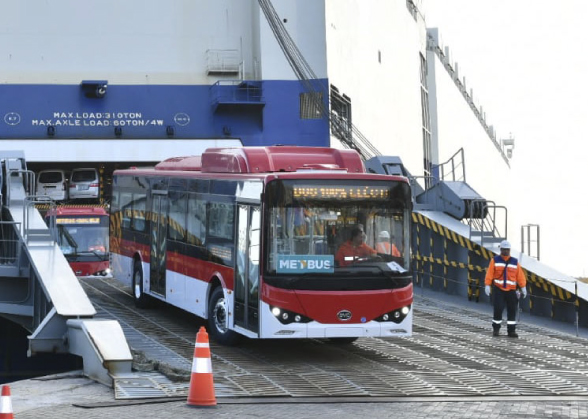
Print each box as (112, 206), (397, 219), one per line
(262, 282), (413, 324)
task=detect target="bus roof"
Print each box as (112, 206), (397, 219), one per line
(44, 205), (109, 217)
(154, 146), (365, 174)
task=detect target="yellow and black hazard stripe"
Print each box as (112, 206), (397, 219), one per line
(412, 211), (575, 305)
(526, 271), (575, 303)
(412, 212), (493, 260)
(412, 253), (487, 272)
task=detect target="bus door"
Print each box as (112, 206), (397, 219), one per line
(150, 192), (168, 296)
(234, 204), (261, 334)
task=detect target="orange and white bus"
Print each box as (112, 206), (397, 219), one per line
(109, 146), (413, 344)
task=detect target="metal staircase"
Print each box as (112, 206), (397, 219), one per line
(0, 151), (133, 386)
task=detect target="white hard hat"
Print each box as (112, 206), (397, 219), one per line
(378, 230), (390, 239)
(499, 240), (511, 249)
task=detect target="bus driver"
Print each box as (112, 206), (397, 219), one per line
(335, 226), (377, 267)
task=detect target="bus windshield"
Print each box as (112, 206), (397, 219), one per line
(55, 216), (109, 256)
(265, 179), (411, 278)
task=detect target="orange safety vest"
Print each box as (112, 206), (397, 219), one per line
(484, 255), (526, 291)
(376, 242), (401, 257)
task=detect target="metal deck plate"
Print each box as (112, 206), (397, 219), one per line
(83, 278), (588, 400)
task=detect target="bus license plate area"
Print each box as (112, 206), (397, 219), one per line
(324, 327), (364, 338)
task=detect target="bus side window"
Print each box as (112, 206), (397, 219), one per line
(120, 192), (132, 229)
(130, 193), (146, 232)
(187, 194), (206, 246)
(168, 192), (187, 241)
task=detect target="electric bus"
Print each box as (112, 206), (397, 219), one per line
(109, 146), (413, 344)
(45, 206), (110, 276)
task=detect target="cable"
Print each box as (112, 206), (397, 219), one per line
(258, 0), (381, 160)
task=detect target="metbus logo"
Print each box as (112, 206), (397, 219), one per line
(277, 255), (334, 274)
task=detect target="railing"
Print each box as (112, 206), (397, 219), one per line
(22, 196), (56, 244)
(467, 199), (508, 246)
(206, 49), (241, 76)
(6, 168), (35, 205)
(521, 224), (540, 260)
(0, 220), (22, 266)
(407, 175), (437, 203)
(210, 80), (264, 107)
(433, 147), (466, 182)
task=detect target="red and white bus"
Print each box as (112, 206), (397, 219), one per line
(44, 206), (110, 276)
(109, 146), (413, 344)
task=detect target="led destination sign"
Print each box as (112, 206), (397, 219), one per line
(56, 217), (101, 224)
(293, 185), (390, 199)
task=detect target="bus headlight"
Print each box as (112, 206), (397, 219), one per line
(270, 306), (312, 325)
(376, 305), (411, 324)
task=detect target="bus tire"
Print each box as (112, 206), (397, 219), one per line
(327, 337), (358, 344)
(207, 287), (240, 346)
(133, 261), (151, 308)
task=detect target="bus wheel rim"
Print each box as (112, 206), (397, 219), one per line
(213, 297), (227, 334)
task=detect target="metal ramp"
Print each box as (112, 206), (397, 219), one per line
(412, 210), (588, 327)
(0, 151), (133, 386)
(366, 150), (588, 329)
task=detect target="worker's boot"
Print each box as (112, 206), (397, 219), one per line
(492, 325), (500, 337)
(507, 326), (518, 338)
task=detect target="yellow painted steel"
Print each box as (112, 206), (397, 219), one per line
(413, 212), (573, 303)
(443, 235), (447, 289)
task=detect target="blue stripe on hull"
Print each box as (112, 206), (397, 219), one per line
(0, 80), (330, 148)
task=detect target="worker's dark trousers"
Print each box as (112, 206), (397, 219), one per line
(492, 287), (518, 333)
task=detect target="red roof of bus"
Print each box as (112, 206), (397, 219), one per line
(154, 146), (365, 174)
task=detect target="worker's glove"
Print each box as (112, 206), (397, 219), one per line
(485, 285), (491, 296)
(521, 287), (527, 299)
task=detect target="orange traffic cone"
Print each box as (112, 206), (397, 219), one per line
(186, 326), (216, 407)
(0, 385), (14, 419)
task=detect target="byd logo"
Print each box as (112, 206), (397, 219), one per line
(337, 310), (352, 321)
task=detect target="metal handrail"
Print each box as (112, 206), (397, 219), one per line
(6, 168), (36, 205)
(466, 199), (508, 246)
(210, 80), (264, 105)
(0, 220), (22, 266)
(433, 147), (466, 182)
(22, 196), (56, 243)
(407, 174), (437, 190)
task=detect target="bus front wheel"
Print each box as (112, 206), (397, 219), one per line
(207, 287), (240, 346)
(133, 261), (151, 308)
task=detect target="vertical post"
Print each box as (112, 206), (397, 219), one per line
(576, 281), (579, 337)
(537, 225), (540, 261)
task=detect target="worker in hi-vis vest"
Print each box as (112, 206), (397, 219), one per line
(376, 231), (401, 257)
(484, 240), (527, 338)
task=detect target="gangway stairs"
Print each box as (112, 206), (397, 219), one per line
(366, 150), (588, 329)
(0, 151), (133, 386)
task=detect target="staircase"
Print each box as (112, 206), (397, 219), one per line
(0, 151), (133, 386)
